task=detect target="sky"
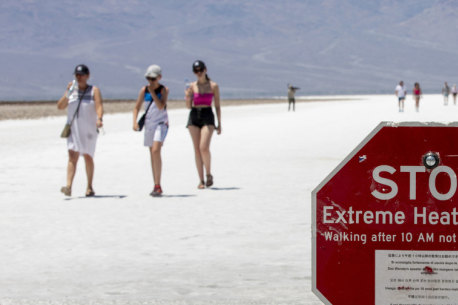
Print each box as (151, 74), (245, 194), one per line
(1, 0), (458, 100)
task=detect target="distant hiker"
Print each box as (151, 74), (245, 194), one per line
(185, 60), (222, 189)
(442, 82), (450, 105)
(133, 64), (169, 197)
(287, 84), (299, 111)
(412, 82), (422, 112)
(57, 64), (104, 197)
(395, 81), (406, 112)
(452, 84), (457, 105)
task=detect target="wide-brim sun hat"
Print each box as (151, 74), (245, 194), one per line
(145, 64), (162, 78)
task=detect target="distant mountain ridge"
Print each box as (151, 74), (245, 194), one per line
(1, 0), (457, 100)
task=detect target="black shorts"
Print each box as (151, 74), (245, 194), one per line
(187, 107), (215, 128)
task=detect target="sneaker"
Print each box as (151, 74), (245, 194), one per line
(150, 184), (163, 197)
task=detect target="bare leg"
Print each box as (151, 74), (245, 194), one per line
(150, 142), (163, 185)
(415, 98), (420, 112)
(188, 126), (204, 184)
(66, 150), (79, 189)
(199, 125), (215, 177)
(83, 154), (95, 194)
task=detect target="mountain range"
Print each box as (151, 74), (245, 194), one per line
(1, 0), (458, 100)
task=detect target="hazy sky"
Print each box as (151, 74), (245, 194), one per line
(1, 0), (457, 100)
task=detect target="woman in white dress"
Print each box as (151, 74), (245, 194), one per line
(57, 64), (103, 197)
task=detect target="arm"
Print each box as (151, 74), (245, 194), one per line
(151, 85), (168, 110)
(133, 87), (145, 131)
(212, 82), (222, 135)
(93, 86), (104, 128)
(57, 82), (73, 110)
(185, 82), (194, 109)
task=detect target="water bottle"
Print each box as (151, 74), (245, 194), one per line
(66, 80), (78, 98)
(185, 78), (191, 101)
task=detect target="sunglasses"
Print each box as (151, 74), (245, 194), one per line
(146, 77), (157, 81)
(193, 69), (204, 74)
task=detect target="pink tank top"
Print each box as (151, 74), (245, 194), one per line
(193, 93), (213, 106)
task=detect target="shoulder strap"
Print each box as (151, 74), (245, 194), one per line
(143, 86), (154, 115)
(69, 86), (89, 125)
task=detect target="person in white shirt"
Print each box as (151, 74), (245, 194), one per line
(452, 84), (457, 105)
(57, 64), (104, 197)
(395, 81), (407, 112)
(133, 64), (169, 197)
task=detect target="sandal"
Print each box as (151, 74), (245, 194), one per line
(60, 186), (71, 197)
(206, 174), (213, 187)
(198, 181), (205, 189)
(86, 188), (95, 197)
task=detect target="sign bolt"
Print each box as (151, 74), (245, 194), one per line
(423, 152), (440, 169)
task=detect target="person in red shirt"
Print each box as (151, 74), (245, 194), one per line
(412, 82), (422, 112)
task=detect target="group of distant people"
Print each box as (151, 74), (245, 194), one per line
(57, 60), (222, 197)
(440, 82), (458, 106)
(395, 81), (458, 112)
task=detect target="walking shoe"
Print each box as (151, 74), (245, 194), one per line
(86, 188), (95, 197)
(60, 186), (71, 197)
(206, 174), (213, 187)
(150, 184), (163, 197)
(197, 181), (205, 189)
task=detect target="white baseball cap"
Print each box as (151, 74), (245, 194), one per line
(145, 64), (162, 78)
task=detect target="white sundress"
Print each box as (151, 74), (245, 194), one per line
(66, 85), (98, 157)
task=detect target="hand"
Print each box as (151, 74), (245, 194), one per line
(185, 87), (193, 99)
(66, 81), (76, 98)
(96, 117), (103, 128)
(133, 123), (140, 131)
(216, 125), (222, 135)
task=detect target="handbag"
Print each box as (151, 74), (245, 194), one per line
(60, 123), (72, 138)
(60, 87), (88, 138)
(137, 112), (148, 131)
